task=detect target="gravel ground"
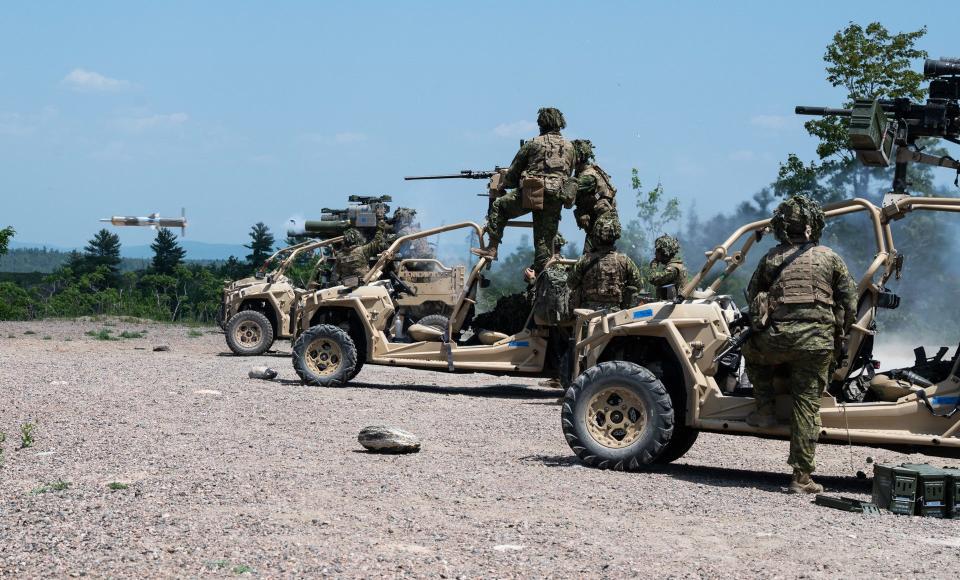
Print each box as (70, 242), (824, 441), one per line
(1, 319), (958, 579)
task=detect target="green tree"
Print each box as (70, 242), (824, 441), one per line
(150, 228), (186, 275)
(244, 222), (275, 270)
(620, 169), (681, 265)
(0, 226), (13, 256)
(778, 22), (928, 202)
(78, 229), (122, 281)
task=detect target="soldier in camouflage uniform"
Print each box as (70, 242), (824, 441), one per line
(472, 107), (577, 273)
(570, 139), (621, 254)
(334, 223), (389, 281)
(567, 219), (644, 311)
(648, 234), (688, 299)
(742, 195), (857, 494)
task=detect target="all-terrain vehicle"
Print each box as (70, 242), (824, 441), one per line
(221, 235), (466, 356)
(291, 197), (960, 468)
(219, 237), (342, 355)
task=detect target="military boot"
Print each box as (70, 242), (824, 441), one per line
(745, 410), (777, 428)
(788, 470), (824, 494)
(470, 246), (498, 260)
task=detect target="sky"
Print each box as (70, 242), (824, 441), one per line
(1, 1), (957, 252)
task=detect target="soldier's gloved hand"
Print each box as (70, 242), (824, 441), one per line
(523, 268), (536, 284)
(561, 179), (577, 209)
(577, 215), (591, 229)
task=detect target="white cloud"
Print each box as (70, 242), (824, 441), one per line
(749, 115), (791, 130)
(61, 68), (133, 93)
(114, 112), (189, 132)
(493, 120), (536, 138)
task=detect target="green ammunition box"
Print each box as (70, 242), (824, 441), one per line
(872, 463), (950, 518)
(944, 466), (960, 519)
(848, 99), (893, 167)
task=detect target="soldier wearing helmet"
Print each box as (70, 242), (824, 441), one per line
(333, 222), (390, 282)
(649, 234), (688, 299)
(472, 107), (577, 273)
(570, 139), (621, 253)
(566, 217), (643, 311)
(742, 194), (857, 494)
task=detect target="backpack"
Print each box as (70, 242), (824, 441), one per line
(533, 265), (570, 325)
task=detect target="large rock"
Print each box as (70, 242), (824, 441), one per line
(248, 366), (278, 380)
(358, 426), (421, 454)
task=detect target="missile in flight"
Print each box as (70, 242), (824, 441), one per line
(100, 209), (187, 235)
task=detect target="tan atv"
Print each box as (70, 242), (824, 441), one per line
(220, 237), (341, 355)
(291, 198), (960, 469)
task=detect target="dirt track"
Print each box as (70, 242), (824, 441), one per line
(1, 319), (958, 578)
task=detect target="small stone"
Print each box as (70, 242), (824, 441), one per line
(358, 426), (421, 454)
(194, 389), (221, 396)
(248, 366), (278, 380)
(153, 345), (170, 352)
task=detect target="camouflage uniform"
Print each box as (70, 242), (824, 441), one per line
(742, 195), (857, 491)
(334, 226), (389, 280)
(567, 221), (644, 311)
(648, 234), (688, 299)
(571, 140), (621, 253)
(472, 292), (533, 336)
(482, 108), (576, 272)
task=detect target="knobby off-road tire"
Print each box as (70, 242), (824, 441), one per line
(292, 324), (357, 387)
(416, 314), (450, 332)
(654, 426), (698, 465)
(561, 361), (674, 471)
(225, 310), (275, 356)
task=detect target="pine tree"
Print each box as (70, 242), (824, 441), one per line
(150, 228), (186, 275)
(244, 222), (275, 269)
(83, 229), (122, 276)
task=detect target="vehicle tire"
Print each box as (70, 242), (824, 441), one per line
(653, 426), (698, 464)
(225, 310), (274, 356)
(416, 314), (450, 333)
(561, 361), (674, 471)
(292, 324), (357, 387)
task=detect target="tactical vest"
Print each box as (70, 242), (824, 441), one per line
(579, 251), (624, 306)
(336, 246), (370, 279)
(581, 164), (617, 202)
(523, 133), (575, 193)
(769, 245), (835, 313)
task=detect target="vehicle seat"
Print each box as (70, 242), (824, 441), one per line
(477, 330), (509, 345)
(407, 323), (444, 342)
(868, 374), (915, 402)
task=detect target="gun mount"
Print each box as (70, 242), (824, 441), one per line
(289, 195), (393, 238)
(796, 58), (960, 197)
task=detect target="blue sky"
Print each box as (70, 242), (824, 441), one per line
(1, 1), (955, 251)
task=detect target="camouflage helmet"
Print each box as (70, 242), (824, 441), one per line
(572, 139), (595, 164)
(391, 207), (417, 229)
(595, 217), (622, 246)
(342, 228), (365, 247)
(654, 234), (680, 258)
(537, 107), (566, 132)
(771, 194), (825, 243)
(553, 232), (567, 253)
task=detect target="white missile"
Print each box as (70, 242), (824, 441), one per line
(99, 209), (187, 235)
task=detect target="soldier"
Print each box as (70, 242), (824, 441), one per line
(472, 107), (577, 273)
(567, 219), (644, 311)
(742, 195), (857, 494)
(334, 225), (389, 281)
(570, 139), (621, 253)
(648, 234), (688, 299)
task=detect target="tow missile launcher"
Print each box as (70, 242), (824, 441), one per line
(288, 195), (392, 238)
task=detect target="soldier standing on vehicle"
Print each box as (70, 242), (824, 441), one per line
(742, 195), (857, 494)
(471, 107), (577, 273)
(648, 234), (688, 299)
(570, 139), (620, 254)
(567, 220), (644, 311)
